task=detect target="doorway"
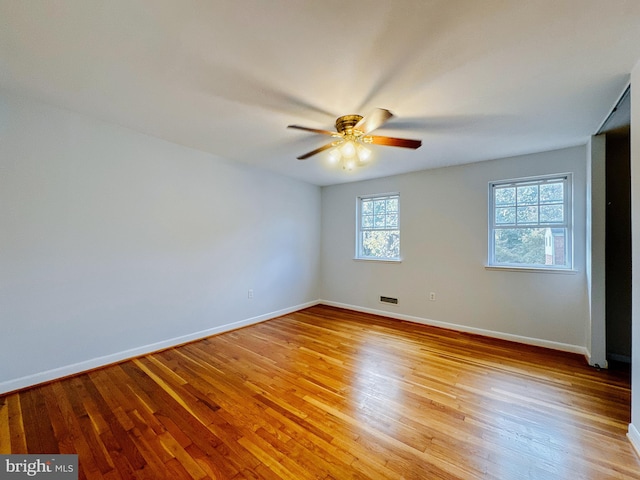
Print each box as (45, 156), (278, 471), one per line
(605, 125), (631, 364)
(600, 86), (632, 366)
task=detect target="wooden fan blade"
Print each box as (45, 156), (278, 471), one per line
(288, 125), (337, 136)
(297, 142), (335, 160)
(354, 108), (394, 134)
(368, 135), (422, 149)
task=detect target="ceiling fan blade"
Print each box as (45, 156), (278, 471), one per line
(288, 125), (337, 136)
(297, 142), (335, 160)
(368, 135), (422, 149)
(354, 108), (394, 134)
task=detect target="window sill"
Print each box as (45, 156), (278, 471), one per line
(354, 257), (402, 263)
(484, 265), (577, 274)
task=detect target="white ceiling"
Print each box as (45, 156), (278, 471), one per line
(1, 1), (639, 186)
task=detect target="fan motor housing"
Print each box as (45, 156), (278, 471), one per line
(335, 115), (363, 135)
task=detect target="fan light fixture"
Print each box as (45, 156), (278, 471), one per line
(327, 114), (373, 170)
(330, 139), (372, 170)
(287, 108), (422, 170)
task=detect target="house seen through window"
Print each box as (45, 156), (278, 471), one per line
(356, 193), (400, 260)
(489, 174), (572, 269)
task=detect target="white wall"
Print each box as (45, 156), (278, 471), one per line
(321, 146), (589, 353)
(586, 135), (607, 367)
(0, 91), (321, 393)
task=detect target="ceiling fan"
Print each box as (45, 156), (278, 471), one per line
(287, 108), (422, 170)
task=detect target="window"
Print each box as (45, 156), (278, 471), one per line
(356, 193), (400, 260)
(489, 174), (572, 269)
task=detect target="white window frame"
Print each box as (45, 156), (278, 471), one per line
(355, 193), (401, 261)
(488, 173), (573, 271)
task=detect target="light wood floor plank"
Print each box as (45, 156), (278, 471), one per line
(1, 305), (639, 479)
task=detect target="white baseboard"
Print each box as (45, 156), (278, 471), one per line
(628, 423), (640, 457)
(0, 300), (320, 395)
(2, 299), (592, 394)
(320, 300), (590, 358)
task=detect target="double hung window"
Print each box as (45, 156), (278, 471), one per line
(489, 174), (572, 269)
(356, 193), (400, 261)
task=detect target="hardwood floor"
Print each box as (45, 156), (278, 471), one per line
(1, 305), (638, 479)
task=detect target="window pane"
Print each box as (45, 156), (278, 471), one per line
(495, 187), (515, 206)
(540, 205), (564, 223)
(494, 228), (545, 265)
(361, 230), (400, 258)
(373, 200), (386, 215)
(386, 198), (398, 212)
(362, 215), (373, 228)
(517, 185), (538, 205)
(374, 214), (386, 228)
(494, 227), (567, 266)
(362, 200), (373, 215)
(495, 207), (515, 225)
(517, 206), (538, 224)
(387, 213), (398, 227)
(540, 183), (563, 204)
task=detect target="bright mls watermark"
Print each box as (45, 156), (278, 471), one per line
(0, 455), (77, 479)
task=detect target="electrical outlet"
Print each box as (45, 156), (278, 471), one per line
(248, 289), (254, 299)
(429, 292), (436, 301)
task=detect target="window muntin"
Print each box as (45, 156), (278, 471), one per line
(489, 175), (571, 269)
(357, 194), (400, 260)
